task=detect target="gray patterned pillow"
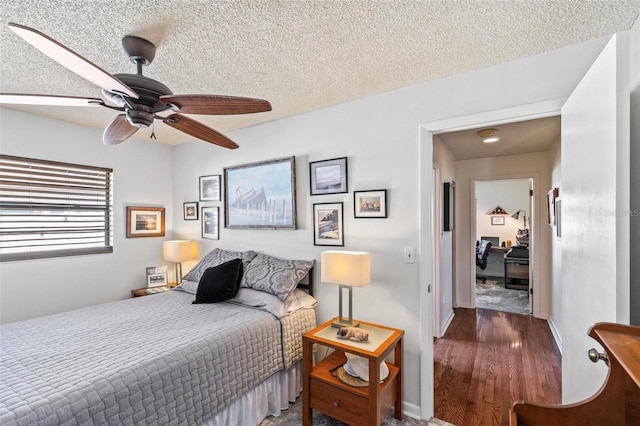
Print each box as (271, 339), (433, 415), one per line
(183, 248), (257, 282)
(240, 253), (314, 301)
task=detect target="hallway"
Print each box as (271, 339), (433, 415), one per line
(434, 308), (561, 426)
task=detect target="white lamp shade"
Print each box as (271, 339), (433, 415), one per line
(163, 240), (194, 262)
(321, 251), (371, 287)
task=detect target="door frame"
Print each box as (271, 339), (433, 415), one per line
(419, 98), (564, 419)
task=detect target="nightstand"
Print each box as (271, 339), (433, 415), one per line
(302, 317), (404, 426)
(130, 283), (177, 298)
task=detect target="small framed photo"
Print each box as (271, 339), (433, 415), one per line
(126, 206), (165, 238)
(200, 175), (221, 201)
(354, 189), (387, 218)
(146, 266), (168, 287)
(313, 202), (344, 246)
(555, 198), (562, 237)
(491, 216), (505, 225)
(202, 206), (220, 240)
(309, 157), (348, 195)
(183, 202), (199, 220)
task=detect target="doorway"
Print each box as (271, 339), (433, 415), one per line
(474, 178), (532, 315)
(419, 98), (563, 419)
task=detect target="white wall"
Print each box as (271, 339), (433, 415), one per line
(549, 139), (563, 350)
(433, 136), (456, 335)
(476, 179), (530, 246)
(0, 109), (174, 324)
(454, 152), (551, 317)
(170, 37), (609, 413)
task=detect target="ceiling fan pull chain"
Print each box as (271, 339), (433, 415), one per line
(150, 122), (156, 140)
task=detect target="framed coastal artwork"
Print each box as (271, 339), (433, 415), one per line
(313, 202), (344, 246)
(224, 157), (296, 229)
(309, 157), (348, 195)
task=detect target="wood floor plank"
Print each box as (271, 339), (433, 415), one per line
(434, 308), (561, 426)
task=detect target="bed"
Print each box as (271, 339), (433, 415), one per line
(0, 249), (317, 425)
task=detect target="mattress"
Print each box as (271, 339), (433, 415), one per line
(0, 290), (315, 425)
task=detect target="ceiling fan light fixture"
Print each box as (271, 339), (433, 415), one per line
(125, 109), (154, 128)
(477, 128), (499, 143)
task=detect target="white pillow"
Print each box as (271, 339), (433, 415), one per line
(231, 288), (317, 318)
(174, 282), (316, 318)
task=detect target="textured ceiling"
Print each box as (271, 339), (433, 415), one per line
(1, 1), (639, 146)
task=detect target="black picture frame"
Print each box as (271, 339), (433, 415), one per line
(201, 206), (219, 240)
(443, 181), (455, 231)
(313, 202), (344, 246)
(183, 202), (198, 220)
(354, 189), (388, 218)
(309, 157), (348, 195)
(199, 175), (221, 202)
(224, 157), (296, 229)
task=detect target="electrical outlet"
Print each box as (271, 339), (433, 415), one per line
(404, 247), (416, 263)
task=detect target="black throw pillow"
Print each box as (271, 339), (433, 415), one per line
(193, 258), (244, 304)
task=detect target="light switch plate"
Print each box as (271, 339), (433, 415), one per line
(404, 247), (416, 263)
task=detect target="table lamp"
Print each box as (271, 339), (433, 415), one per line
(321, 250), (371, 328)
(511, 210), (527, 229)
(163, 240), (195, 285)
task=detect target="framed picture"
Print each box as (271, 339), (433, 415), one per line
(354, 189), (387, 218)
(309, 157), (348, 195)
(146, 266), (168, 287)
(202, 206), (220, 240)
(491, 216), (505, 225)
(183, 202), (198, 220)
(547, 187), (559, 226)
(224, 157), (296, 229)
(313, 202), (344, 246)
(200, 175), (221, 201)
(443, 181), (455, 231)
(126, 206), (165, 238)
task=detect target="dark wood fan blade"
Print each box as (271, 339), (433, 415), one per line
(103, 114), (138, 145)
(0, 93), (105, 107)
(8, 23), (138, 99)
(159, 94), (271, 115)
(163, 114), (239, 149)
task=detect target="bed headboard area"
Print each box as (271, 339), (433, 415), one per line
(297, 268), (314, 297)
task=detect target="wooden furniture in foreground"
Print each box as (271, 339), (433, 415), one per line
(130, 283), (177, 298)
(510, 322), (640, 425)
(302, 317), (404, 426)
(504, 256), (529, 290)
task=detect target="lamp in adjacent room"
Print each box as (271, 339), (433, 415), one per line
(163, 240), (195, 285)
(321, 250), (371, 328)
(511, 210), (527, 229)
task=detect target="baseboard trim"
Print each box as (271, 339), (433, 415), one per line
(403, 401), (421, 419)
(440, 310), (455, 336)
(548, 317), (563, 355)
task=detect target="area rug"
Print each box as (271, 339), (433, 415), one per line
(260, 396), (454, 425)
(476, 278), (529, 315)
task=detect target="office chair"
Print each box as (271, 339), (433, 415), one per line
(476, 240), (492, 283)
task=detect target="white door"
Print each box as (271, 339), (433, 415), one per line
(560, 32), (630, 403)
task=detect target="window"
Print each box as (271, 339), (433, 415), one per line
(0, 155), (113, 261)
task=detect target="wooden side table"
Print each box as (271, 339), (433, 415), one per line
(302, 317), (404, 426)
(130, 283), (177, 298)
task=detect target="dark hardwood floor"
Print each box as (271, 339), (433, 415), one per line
(434, 308), (561, 426)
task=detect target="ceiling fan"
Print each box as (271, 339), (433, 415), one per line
(0, 23), (272, 148)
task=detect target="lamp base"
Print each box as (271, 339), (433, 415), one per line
(331, 318), (360, 328)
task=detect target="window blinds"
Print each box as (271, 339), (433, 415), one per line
(0, 155), (113, 261)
